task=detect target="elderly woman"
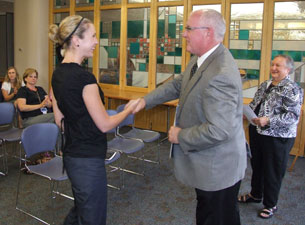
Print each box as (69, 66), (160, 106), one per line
(16, 68), (54, 128)
(238, 55), (303, 219)
(1, 66), (23, 103)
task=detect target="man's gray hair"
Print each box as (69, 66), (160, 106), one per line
(197, 9), (226, 41)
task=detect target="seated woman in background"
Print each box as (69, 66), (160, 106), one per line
(16, 68), (54, 128)
(1, 66), (23, 104)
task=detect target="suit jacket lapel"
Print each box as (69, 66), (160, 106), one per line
(177, 44), (225, 121)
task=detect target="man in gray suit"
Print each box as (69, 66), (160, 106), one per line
(127, 9), (247, 225)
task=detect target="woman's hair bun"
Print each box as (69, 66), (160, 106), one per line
(48, 24), (61, 44)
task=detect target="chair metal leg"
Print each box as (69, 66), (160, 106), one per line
(16, 168), (51, 225)
(109, 154), (145, 188)
(120, 152), (145, 180)
(15, 168), (22, 209)
(144, 141), (161, 164)
(0, 142), (6, 176)
(51, 178), (74, 200)
(50, 181), (56, 225)
(107, 158), (123, 190)
(1, 141), (8, 175)
(160, 136), (168, 144)
(128, 140), (161, 165)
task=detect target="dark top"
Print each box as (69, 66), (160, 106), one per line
(51, 63), (107, 158)
(16, 86), (51, 119)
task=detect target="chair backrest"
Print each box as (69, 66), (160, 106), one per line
(0, 102), (15, 125)
(106, 109), (118, 133)
(21, 123), (59, 158)
(116, 104), (134, 128)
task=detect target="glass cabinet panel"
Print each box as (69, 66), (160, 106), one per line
(156, 6), (183, 87)
(75, 0), (94, 7)
(75, 11), (94, 72)
(101, 0), (121, 5)
(54, 0), (70, 9)
(126, 8), (150, 87)
(193, 4), (221, 11)
(128, 0), (150, 3)
(272, 1), (305, 85)
(99, 9), (121, 85)
(53, 13), (69, 69)
(229, 3), (264, 98)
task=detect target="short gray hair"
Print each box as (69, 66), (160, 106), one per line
(274, 54), (295, 75)
(197, 9), (226, 41)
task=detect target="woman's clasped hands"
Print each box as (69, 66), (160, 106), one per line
(41, 96), (52, 108)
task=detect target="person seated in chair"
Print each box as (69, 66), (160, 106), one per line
(1, 66), (23, 105)
(16, 68), (54, 128)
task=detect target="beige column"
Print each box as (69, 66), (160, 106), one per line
(14, 0), (49, 91)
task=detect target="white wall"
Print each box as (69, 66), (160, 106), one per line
(14, 0), (49, 91)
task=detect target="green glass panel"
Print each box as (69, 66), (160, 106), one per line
(175, 65), (181, 74)
(157, 56), (164, 64)
(56, 0), (61, 6)
(169, 15), (176, 24)
(247, 74), (259, 79)
(239, 30), (249, 40)
(100, 33), (108, 38)
(139, 63), (146, 71)
(130, 42), (140, 55)
(158, 20), (165, 38)
(246, 69), (260, 79)
(175, 47), (182, 56)
(271, 50), (302, 62)
(128, 21), (144, 38)
(112, 21), (121, 39)
(89, 0), (94, 3)
(168, 24), (176, 38)
(161, 47), (164, 52)
(230, 49), (261, 60)
(167, 52), (176, 56)
(105, 46), (118, 58)
(147, 21), (150, 38)
(246, 69), (260, 75)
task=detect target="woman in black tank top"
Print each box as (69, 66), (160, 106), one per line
(49, 15), (139, 225)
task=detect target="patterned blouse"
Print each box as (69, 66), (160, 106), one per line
(249, 76), (303, 138)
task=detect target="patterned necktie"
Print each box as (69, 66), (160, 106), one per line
(190, 63), (198, 80)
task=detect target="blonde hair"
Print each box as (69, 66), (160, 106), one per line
(23, 68), (38, 84)
(4, 66), (22, 89)
(48, 15), (92, 56)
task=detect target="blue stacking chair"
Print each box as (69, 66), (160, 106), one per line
(16, 123), (73, 225)
(106, 109), (144, 187)
(116, 104), (161, 164)
(0, 102), (23, 175)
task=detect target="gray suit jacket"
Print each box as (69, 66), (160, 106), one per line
(144, 44), (247, 191)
